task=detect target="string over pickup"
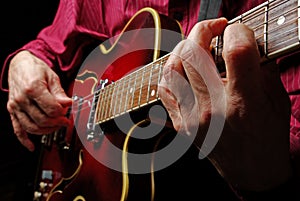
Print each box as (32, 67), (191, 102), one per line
(86, 79), (109, 142)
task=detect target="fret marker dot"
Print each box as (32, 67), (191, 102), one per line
(277, 16), (285, 25)
(129, 87), (133, 93)
(151, 89), (156, 96)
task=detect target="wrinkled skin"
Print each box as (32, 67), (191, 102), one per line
(6, 17), (293, 192)
(7, 50), (72, 151)
(158, 18), (292, 191)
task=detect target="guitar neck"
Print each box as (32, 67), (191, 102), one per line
(95, 0), (300, 124)
(214, 0), (300, 64)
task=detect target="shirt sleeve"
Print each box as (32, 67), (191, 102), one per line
(0, 0), (109, 91)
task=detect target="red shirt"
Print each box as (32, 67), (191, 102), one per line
(0, 0), (267, 89)
(1, 0), (300, 198)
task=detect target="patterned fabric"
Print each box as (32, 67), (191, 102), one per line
(0, 0), (300, 195)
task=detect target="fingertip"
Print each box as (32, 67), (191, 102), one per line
(56, 95), (73, 107)
(16, 132), (35, 152)
(26, 141), (35, 152)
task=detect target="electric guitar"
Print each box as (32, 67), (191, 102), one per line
(33, 0), (300, 200)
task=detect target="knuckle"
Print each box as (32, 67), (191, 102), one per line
(223, 45), (251, 61)
(23, 123), (39, 134)
(12, 94), (27, 105)
(24, 80), (43, 96)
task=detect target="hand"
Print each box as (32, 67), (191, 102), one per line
(158, 18), (292, 191)
(7, 50), (73, 151)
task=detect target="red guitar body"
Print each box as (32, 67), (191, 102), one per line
(33, 8), (185, 201)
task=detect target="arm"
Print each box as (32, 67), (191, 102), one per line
(1, 0), (107, 151)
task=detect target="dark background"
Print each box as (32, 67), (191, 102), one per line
(0, 2), (241, 201)
(0, 1), (59, 200)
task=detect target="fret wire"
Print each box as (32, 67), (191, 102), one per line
(266, 35), (299, 51)
(252, 6), (297, 34)
(214, 18), (299, 53)
(258, 17), (298, 43)
(264, 4), (268, 56)
(105, 84), (112, 120)
(214, 35), (220, 63)
(214, 35), (299, 58)
(227, 1), (297, 30)
(102, 85), (109, 120)
(113, 81), (120, 117)
(138, 65), (146, 106)
(229, 0), (289, 26)
(146, 63), (154, 103)
(70, 0), (300, 120)
(298, 0), (300, 42)
(263, 22), (298, 48)
(103, 84), (110, 120)
(99, 86), (108, 121)
(96, 89), (103, 122)
(131, 69), (138, 109)
(118, 75), (126, 114)
(92, 57), (167, 111)
(128, 73), (134, 111)
(157, 59), (164, 99)
(108, 84), (115, 119)
(74, 0), (298, 111)
(213, 15), (299, 51)
(124, 73), (131, 113)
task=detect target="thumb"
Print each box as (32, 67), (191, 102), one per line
(47, 71), (73, 107)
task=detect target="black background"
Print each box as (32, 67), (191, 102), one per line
(0, 2), (241, 201)
(0, 1), (59, 200)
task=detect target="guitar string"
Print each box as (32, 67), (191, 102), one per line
(72, 58), (167, 115)
(88, 63), (164, 122)
(214, 4), (299, 50)
(71, 2), (299, 116)
(72, 1), (297, 108)
(214, 18), (299, 56)
(234, 0), (291, 25)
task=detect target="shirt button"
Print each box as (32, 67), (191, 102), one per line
(173, 11), (183, 21)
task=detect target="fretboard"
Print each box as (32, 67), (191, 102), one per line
(214, 0), (300, 65)
(95, 55), (169, 124)
(95, 0), (300, 124)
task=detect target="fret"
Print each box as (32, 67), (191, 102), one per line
(98, 87), (107, 122)
(113, 81), (121, 118)
(214, 0), (300, 70)
(92, 0), (300, 126)
(95, 89), (102, 123)
(266, 0), (299, 58)
(299, 0), (300, 42)
(131, 69), (139, 109)
(124, 73), (131, 113)
(102, 84), (111, 121)
(132, 68), (143, 109)
(127, 73), (135, 111)
(118, 76), (126, 114)
(264, 5), (268, 56)
(148, 63), (160, 103)
(106, 84), (114, 120)
(156, 58), (164, 99)
(146, 63), (154, 103)
(138, 66), (146, 107)
(140, 65), (151, 106)
(147, 62), (157, 103)
(230, 1), (267, 54)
